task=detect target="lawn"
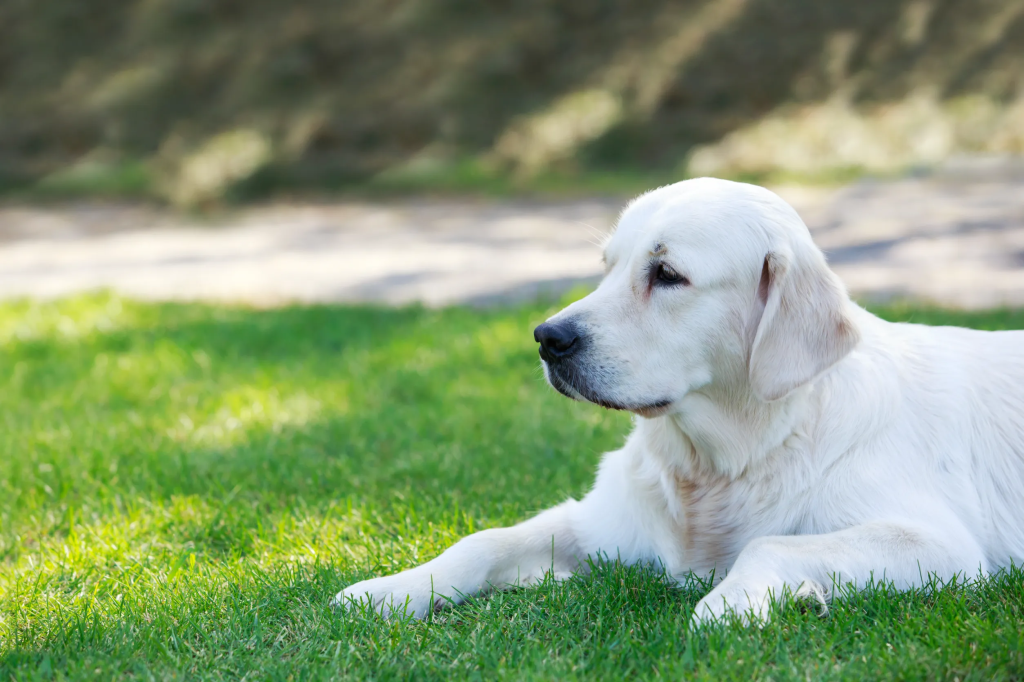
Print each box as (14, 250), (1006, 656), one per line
(1, 293), (1023, 681)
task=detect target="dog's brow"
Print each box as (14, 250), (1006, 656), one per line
(651, 242), (667, 256)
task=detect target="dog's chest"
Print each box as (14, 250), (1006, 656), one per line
(643, 446), (813, 576)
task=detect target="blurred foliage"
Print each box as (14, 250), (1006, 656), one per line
(1, 0), (1023, 204)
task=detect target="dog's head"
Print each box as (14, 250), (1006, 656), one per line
(536, 178), (860, 415)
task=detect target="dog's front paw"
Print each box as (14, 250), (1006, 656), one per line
(691, 577), (774, 627)
(691, 575), (828, 627)
(332, 571), (445, 619)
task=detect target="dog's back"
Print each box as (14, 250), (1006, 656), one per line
(842, 313), (1024, 569)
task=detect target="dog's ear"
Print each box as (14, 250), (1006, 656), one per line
(749, 249), (860, 401)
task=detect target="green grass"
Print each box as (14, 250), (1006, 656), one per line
(1, 293), (1023, 681)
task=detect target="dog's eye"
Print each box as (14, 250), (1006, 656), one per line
(655, 263), (690, 286)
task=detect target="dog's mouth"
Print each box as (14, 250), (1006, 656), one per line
(545, 364), (672, 416)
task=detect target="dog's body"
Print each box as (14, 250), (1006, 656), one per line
(337, 178), (1024, 622)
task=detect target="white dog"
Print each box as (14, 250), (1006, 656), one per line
(336, 178), (1024, 623)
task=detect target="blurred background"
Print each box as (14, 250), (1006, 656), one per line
(1, 0), (1024, 307)
(5, 3), (1024, 673)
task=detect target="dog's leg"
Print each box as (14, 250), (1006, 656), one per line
(692, 520), (988, 625)
(334, 500), (584, 618)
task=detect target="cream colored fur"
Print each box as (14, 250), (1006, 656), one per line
(335, 178), (1024, 624)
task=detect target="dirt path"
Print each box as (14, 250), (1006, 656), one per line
(2, 175), (1023, 308)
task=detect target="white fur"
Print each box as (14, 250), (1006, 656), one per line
(334, 178), (1024, 624)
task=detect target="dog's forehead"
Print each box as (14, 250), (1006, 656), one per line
(605, 180), (772, 267)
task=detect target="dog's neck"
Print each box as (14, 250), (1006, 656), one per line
(643, 377), (814, 480)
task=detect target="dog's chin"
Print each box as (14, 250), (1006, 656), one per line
(545, 365), (672, 417)
(631, 401), (674, 418)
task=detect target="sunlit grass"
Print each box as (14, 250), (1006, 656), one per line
(1, 294), (1023, 680)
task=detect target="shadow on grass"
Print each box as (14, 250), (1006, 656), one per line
(0, 295), (630, 562)
(3, 557), (1024, 680)
(5, 297), (1024, 678)
(6, 298), (1024, 561)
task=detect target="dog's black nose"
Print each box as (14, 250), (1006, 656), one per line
(534, 322), (579, 361)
